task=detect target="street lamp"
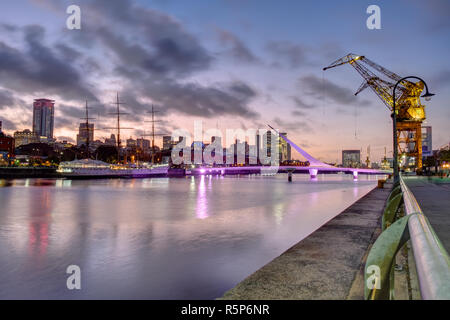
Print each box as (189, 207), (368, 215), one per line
(392, 76), (434, 184)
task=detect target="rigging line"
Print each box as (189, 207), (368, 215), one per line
(354, 103), (358, 140)
(321, 70), (325, 116)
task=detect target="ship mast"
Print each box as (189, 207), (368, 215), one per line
(144, 104), (166, 164)
(80, 100), (95, 159)
(104, 93), (132, 164)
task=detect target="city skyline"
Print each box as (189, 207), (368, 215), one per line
(0, 0), (449, 163)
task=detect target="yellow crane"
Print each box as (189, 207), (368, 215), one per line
(323, 53), (430, 170)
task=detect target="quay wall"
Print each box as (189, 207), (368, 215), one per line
(221, 185), (391, 300)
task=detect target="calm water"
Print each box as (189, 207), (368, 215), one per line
(0, 174), (381, 299)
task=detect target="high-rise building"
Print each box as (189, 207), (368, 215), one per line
(32, 99), (55, 140)
(76, 123), (94, 147)
(422, 126), (432, 158)
(126, 137), (137, 148)
(137, 138), (150, 150)
(105, 134), (116, 146)
(0, 120), (2, 133)
(255, 133), (260, 161)
(262, 130), (291, 163)
(279, 132), (291, 162)
(342, 150), (361, 168)
(13, 129), (39, 148)
(163, 136), (183, 150)
(162, 136), (172, 150)
(262, 130), (273, 158)
(0, 131), (14, 161)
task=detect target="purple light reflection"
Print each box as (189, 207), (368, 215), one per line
(196, 176), (209, 219)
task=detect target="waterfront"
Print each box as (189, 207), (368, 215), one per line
(0, 174), (381, 299)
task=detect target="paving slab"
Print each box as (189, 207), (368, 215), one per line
(404, 177), (450, 254)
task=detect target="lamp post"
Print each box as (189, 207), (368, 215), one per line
(392, 76), (434, 184)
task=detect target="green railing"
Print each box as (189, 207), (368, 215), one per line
(364, 175), (450, 300)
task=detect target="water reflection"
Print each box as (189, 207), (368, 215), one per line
(0, 174), (380, 299)
(196, 176), (209, 220)
(28, 189), (52, 267)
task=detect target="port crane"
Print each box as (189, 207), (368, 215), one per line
(323, 53), (430, 170)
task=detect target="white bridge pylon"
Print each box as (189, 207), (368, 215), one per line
(267, 125), (332, 168)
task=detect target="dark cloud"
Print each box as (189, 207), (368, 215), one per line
(0, 25), (98, 102)
(80, 0), (213, 79)
(291, 110), (307, 117)
(273, 117), (312, 133)
(0, 89), (16, 109)
(56, 136), (75, 143)
(0, 118), (18, 131)
(0, 23), (19, 33)
(95, 26), (211, 79)
(299, 75), (371, 107)
(431, 70), (450, 89)
(1, 0), (259, 135)
(139, 80), (259, 118)
(217, 29), (259, 63)
(408, 0), (450, 30)
(291, 96), (317, 110)
(81, 1), (259, 119)
(266, 41), (309, 68)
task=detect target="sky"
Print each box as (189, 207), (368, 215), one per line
(0, 0), (449, 163)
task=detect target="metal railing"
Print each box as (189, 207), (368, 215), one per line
(400, 176), (450, 299)
(364, 175), (450, 300)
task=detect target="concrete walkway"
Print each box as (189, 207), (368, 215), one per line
(221, 186), (390, 300)
(404, 177), (450, 254)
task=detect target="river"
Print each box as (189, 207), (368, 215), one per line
(0, 173), (381, 299)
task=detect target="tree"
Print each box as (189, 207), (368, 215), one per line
(95, 145), (118, 163)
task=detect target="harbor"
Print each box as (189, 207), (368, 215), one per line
(0, 174), (381, 299)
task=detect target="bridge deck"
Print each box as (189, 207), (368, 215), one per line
(404, 177), (450, 254)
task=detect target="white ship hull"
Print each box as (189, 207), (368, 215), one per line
(57, 160), (169, 178)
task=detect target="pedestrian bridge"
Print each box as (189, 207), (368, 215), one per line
(188, 165), (389, 179)
(189, 127), (390, 179)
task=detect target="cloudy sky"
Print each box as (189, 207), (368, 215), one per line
(0, 0), (449, 163)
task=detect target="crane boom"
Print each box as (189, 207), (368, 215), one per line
(323, 53), (426, 121)
(323, 53), (430, 171)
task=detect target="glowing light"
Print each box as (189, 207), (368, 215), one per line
(309, 168), (318, 179)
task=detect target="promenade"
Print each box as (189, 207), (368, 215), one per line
(404, 176), (450, 253)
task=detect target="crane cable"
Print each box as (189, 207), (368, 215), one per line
(354, 103), (358, 140)
(322, 71), (325, 116)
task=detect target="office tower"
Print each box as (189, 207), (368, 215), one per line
(279, 132), (291, 162)
(163, 136), (183, 150)
(126, 137), (137, 148)
(422, 126), (432, 158)
(13, 129), (39, 148)
(105, 134), (116, 146)
(342, 150), (361, 168)
(137, 138), (150, 150)
(32, 99), (55, 140)
(76, 123), (94, 146)
(163, 136), (172, 150)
